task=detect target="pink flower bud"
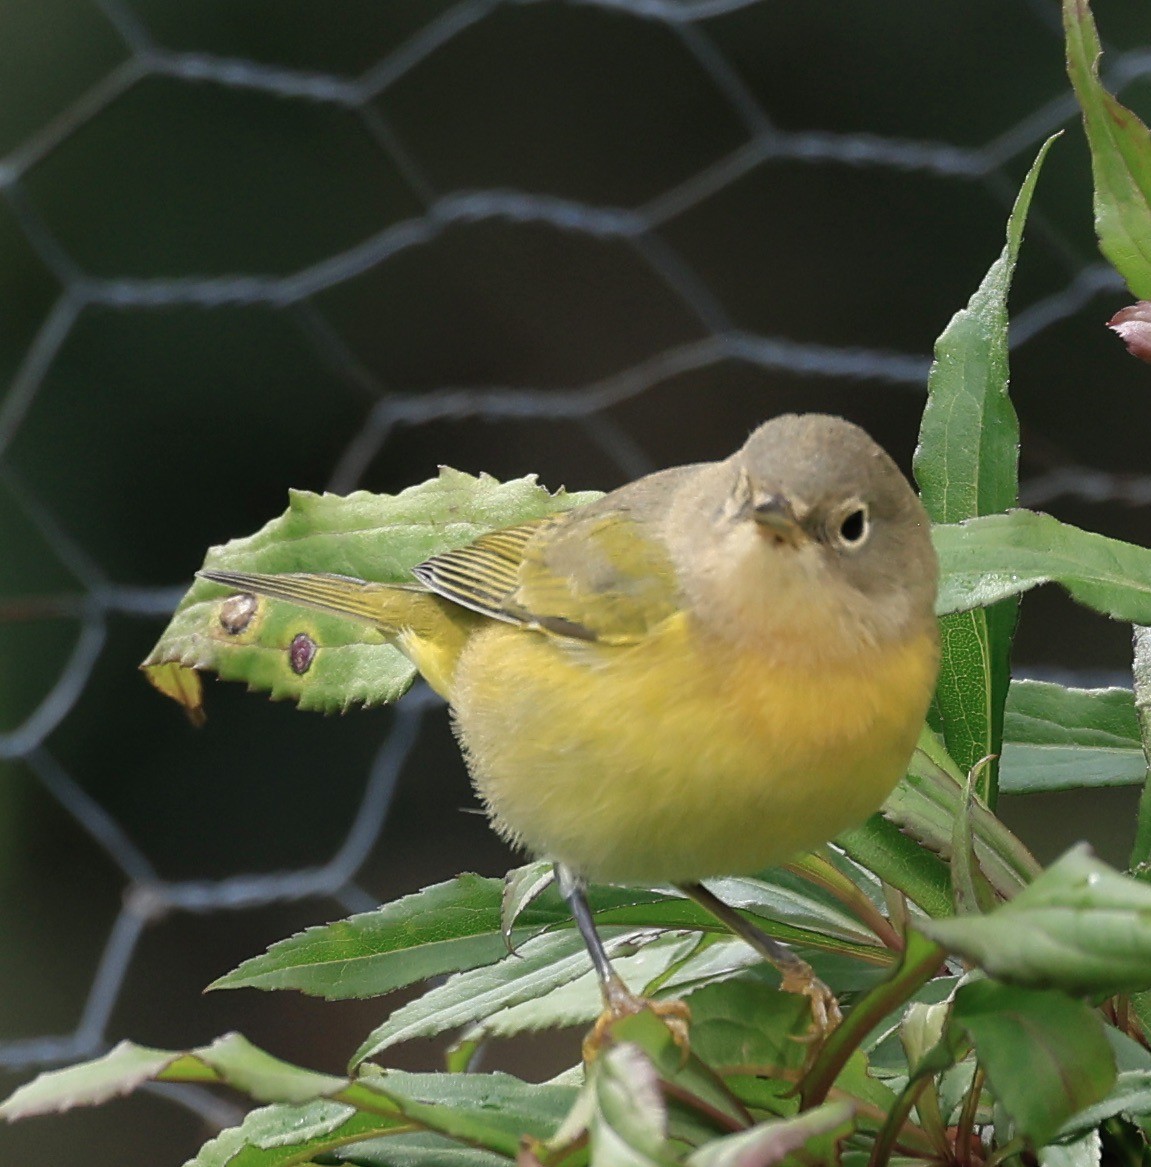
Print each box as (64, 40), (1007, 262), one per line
(1108, 303), (1151, 363)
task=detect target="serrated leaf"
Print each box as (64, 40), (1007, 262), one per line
(685, 1101), (854, 1167)
(141, 471), (597, 717)
(1040, 1131), (1102, 1167)
(934, 510), (1151, 623)
(344, 1069), (577, 1158)
(1056, 1071), (1151, 1139)
(914, 137), (1053, 802)
(353, 927), (617, 1065)
(951, 979), (1116, 1148)
(920, 845), (1151, 994)
(502, 861), (555, 946)
(879, 725), (1040, 903)
(462, 931), (705, 1040)
(1064, 0), (1151, 297)
(1, 1032), (578, 1162)
(211, 874), (553, 999)
(0, 1040), (183, 1120)
(1002, 680), (1144, 794)
(700, 873), (884, 950)
(836, 811), (952, 920)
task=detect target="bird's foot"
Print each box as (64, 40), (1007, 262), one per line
(780, 962), (842, 1046)
(583, 975), (692, 1062)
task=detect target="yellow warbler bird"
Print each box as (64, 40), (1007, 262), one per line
(200, 413), (939, 1033)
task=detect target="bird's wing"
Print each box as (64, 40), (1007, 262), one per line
(413, 505), (682, 645)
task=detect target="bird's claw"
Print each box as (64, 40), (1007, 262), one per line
(583, 979), (692, 1062)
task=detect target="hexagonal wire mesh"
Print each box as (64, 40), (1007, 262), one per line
(1, 0), (1149, 1162)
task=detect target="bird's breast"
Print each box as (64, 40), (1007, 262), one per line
(448, 611), (938, 883)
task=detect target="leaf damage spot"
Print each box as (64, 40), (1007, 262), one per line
(218, 593), (258, 635)
(289, 632), (317, 675)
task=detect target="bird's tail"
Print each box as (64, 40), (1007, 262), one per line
(197, 569), (420, 632)
(198, 569), (474, 698)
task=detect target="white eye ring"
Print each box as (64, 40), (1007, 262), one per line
(835, 503), (870, 547)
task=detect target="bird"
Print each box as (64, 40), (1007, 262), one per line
(199, 413), (940, 1039)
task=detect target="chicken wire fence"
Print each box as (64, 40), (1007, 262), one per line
(0, 0), (1147, 1159)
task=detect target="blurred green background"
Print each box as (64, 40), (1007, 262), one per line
(1, 1), (1150, 1162)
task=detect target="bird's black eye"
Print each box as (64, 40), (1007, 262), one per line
(837, 505), (869, 546)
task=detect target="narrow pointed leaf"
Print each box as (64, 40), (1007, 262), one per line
(914, 137), (1053, 801)
(1064, 0), (1151, 296)
(326, 1132), (512, 1166)
(0, 1040), (184, 1120)
(186, 1100), (403, 1167)
(460, 932), (705, 1039)
(211, 874), (553, 999)
(920, 845), (1151, 993)
(880, 725), (1040, 901)
(342, 1070), (577, 1158)
(836, 811), (952, 919)
(952, 979), (1116, 1148)
(934, 510), (1151, 623)
(353, 927), (614, 1065)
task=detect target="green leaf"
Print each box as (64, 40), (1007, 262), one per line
(0, 1031), (578, 1162)
(934, 510), (1151, 623)
(919, 845), (1151, 994)
(913, 137), (1054, 802)
(589, 1043), (679, 1167)
(502, 860), (555, 945)
(1056, 1072), (1151, 1139)
(0, 1040), (186, 1120)
(330, 1132), (513, 1166)
(1064, 0), (1151, 297)
(1002, 680), (1144, 794)
(211, 874), (556, 999)
(836, 811), (953, 920)
(187, 1100), (401, 1167)
(141, 470), (597, 718)
(344, 1070), (577, 1159)
(459, 931), (706, 1040)
(1040, 1131), (1102, 1167)
(951, 979), (1116, 1148)
(880, 726), (1040, 902)
(352, 926), (623, 1064)
(684, 1101), (854, 1167)
(700, 872), (889, 950)
(685, 979), (813, 1079)
(607, 1008), (754, 1134)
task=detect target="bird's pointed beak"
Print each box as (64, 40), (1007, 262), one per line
(751, 494), (806, 547)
